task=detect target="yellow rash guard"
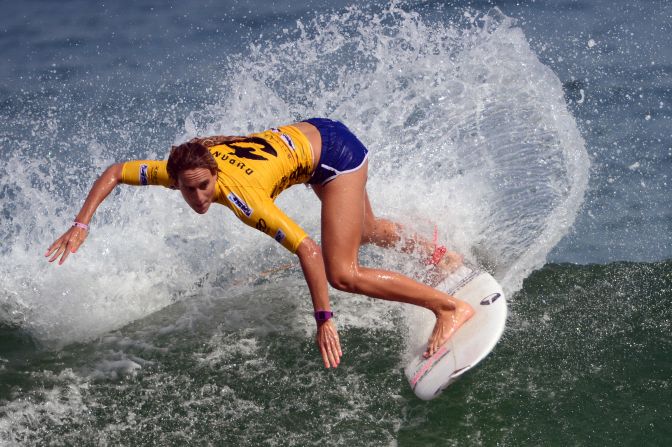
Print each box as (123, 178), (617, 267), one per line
(120, 125), (314, 253)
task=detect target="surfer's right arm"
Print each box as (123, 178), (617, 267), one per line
(45, 160), (171, 265)
(45, 163), (124, 265)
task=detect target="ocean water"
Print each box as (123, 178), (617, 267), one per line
(0, 0), (670, 445)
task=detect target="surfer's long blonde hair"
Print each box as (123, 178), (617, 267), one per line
(166, 142), (218, 181)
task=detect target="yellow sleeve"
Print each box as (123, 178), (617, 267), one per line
(256, 200), (309, 253)
(224, 190), (308, 253)
(255, 199), (309, 253)
(120, 160), (173, 188)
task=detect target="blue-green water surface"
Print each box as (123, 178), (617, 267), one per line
(1, 0), (670, 445)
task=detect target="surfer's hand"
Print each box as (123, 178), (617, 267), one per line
(45, 226), (88, 265)
(316, 319), (342, 368)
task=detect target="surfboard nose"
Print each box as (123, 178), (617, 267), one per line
(404, 268), (507, 400)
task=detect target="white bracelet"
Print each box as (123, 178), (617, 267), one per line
(73, 221), (89, 231)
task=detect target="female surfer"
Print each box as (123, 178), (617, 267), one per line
(45, 118), (474, 369)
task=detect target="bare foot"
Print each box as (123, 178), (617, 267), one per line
(423, 300), (474, 358)
(424, 250), (464, 287)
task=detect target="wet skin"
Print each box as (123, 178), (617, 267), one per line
(177, 168), (218, 214)
(45, 123), (472, 367)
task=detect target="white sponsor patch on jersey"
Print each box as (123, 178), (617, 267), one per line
(280, 133), (296, 151)
(227, 192), (253, 217)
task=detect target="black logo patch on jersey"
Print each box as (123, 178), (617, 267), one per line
(228, 137), (278, 161)
(256, 218), (268, 233)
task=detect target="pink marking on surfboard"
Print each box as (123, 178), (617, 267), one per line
(410, 345), (450, 388)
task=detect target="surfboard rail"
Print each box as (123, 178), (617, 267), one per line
(404, 266), (507, 400)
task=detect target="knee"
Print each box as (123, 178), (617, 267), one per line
(326, 264), (360, 293)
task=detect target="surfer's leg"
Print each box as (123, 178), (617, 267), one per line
(314, 162), (474, 357)
(359, 193), (464, 284)
(360, 195), (402, 248)
(314, 186), (425, 252)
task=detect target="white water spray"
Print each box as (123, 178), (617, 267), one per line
(0, 6), (588, 348)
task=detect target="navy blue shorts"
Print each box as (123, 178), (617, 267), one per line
(303, 118), (369, 186)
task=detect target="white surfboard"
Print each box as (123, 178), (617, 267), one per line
(405, 265), (507, 400)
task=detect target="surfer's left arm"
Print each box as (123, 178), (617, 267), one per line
(236, 198), (342, 368)
(296, 237), (342, 369)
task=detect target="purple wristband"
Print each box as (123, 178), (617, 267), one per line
(314, 310), (334, 322)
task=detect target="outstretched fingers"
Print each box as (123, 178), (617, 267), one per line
(45, 227), (88, 265)
(317, 320), (342, 368)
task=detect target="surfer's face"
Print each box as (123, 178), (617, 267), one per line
(177, 167), (217, 214)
